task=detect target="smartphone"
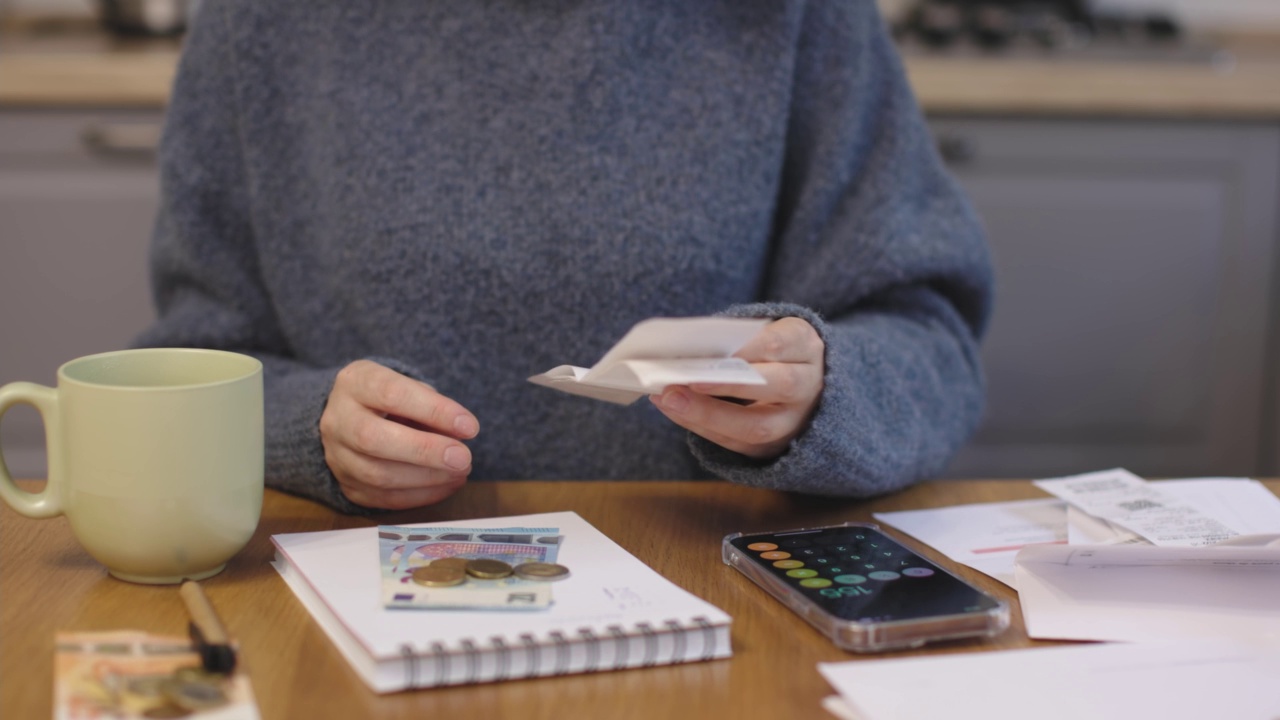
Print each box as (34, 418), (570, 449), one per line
(723, 522), (1009, 652)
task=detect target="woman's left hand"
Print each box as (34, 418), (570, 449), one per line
(650, 316), (825, 460)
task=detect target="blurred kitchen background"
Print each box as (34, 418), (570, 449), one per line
(2, 0), (1280, 483)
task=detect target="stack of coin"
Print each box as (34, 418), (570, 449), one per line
(410, 556), (572, 587)
(164, 671), (228, 712)
(136, 666), (229, 717)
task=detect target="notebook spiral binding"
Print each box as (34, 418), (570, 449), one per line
(694, 616), (717, 661)
(461, 638), (480, 684)
(580, 627), (600, 672)
(550, 630), (570, 675)
(491, 636), (510, 683)
(634, 622), (653, 667)
(608, 624), (629, 667)
(399, 615), (721, 689)
(666, 619), (686, 661)
(521, 633), (540, 676)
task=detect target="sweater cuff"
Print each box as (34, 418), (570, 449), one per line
(688, 303), (936, 499)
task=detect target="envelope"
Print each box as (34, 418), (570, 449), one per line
(1013, 542), (1280, 649)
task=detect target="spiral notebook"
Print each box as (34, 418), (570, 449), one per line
(270, 511), (733, 693)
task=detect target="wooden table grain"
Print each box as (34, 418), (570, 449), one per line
(4, 478), (1275, 719)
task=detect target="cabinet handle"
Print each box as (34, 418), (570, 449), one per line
(80, 123), (163, 158)
(936, 134), (977, 166)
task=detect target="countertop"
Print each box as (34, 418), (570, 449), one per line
(903, 33), (1280, 120)
(0, 18), (179, 108)
(3, 17), (1280, 119)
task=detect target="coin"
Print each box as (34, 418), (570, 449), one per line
(142, 703), (193, 719)
(171, 666), (221, 683)
(411, 564), (467, 587)
(162, 677), (228, 712)
(125, 675), (171, 698)
(513, 562), (571, 582)
(430, 557), (471, 571)
(465, 558), (513, 579)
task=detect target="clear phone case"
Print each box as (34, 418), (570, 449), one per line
(722, 522), (1010, 652)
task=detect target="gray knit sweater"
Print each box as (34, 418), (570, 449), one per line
(136, 0), (994, 513)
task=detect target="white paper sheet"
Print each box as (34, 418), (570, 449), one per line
(876, 476), (1280, 589)
(527, 316), (768, 404)
(1014, 542), (1280, 648)
(1035, 468), (1241, 546)
(818, 642), (1280, 720)
(873, 498), (1066, 588)
(1065, 477), (1280, 545)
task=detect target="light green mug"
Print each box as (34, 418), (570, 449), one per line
(0, 348), (264, 584)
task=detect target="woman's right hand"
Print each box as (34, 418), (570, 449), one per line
(320, 360), (480, 510)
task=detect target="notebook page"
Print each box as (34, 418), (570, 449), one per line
(272, 511), (731, 660)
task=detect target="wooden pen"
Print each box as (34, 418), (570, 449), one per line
(179, 580), (237, 674)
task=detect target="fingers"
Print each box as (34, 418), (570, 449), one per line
(322, 409), (473, 508)
(734, 316), (825, 364)
(339, 475), (466, 511)
(340, 407), (474, 469)
(690, 358), (820, 404)
(650, 317), (826, 460)
(336, 360), (479, 440)
(651, 388), (801, 458)
(690, 317), (824, 405)
(326, 444), (469, 509)
(321, 360), (478, 510)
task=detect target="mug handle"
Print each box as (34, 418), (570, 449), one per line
(0, 382), (64, 518)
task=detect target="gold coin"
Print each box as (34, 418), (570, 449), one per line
(430, 557), (471, 571)
(142, 703), (193, 719)
(171, 666), (220, 683)
(465, 558), (513, 579)
(513, 562), (571, 582)
(162, 677), (228, 712)
(125, 675), (171, 698)
(411, 564), (467, 587)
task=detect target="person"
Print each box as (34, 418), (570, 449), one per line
(135, 0), (994, 513)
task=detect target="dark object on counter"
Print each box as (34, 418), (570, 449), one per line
(99, 0), (195, 37)
(906, 0), (967, 48)
(892, 0), (1212, 63)
(899, 0), (1094, 53)
(969, 3), (1018, 49)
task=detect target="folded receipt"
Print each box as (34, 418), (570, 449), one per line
(527, 316), (768, 405)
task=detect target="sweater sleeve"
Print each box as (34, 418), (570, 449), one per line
(688, 1), (994, 498)
(131, 4), (405, 513)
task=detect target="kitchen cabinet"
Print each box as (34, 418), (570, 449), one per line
(933, 116), (1280, 479)
(0, 109), (162, 478)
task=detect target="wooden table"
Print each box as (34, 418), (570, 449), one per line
(5, 478), (1275, 719)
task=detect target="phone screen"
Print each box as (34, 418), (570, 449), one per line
(728, 525), (1001, 623)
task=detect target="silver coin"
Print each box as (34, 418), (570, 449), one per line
(162, 677), (228, 711)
